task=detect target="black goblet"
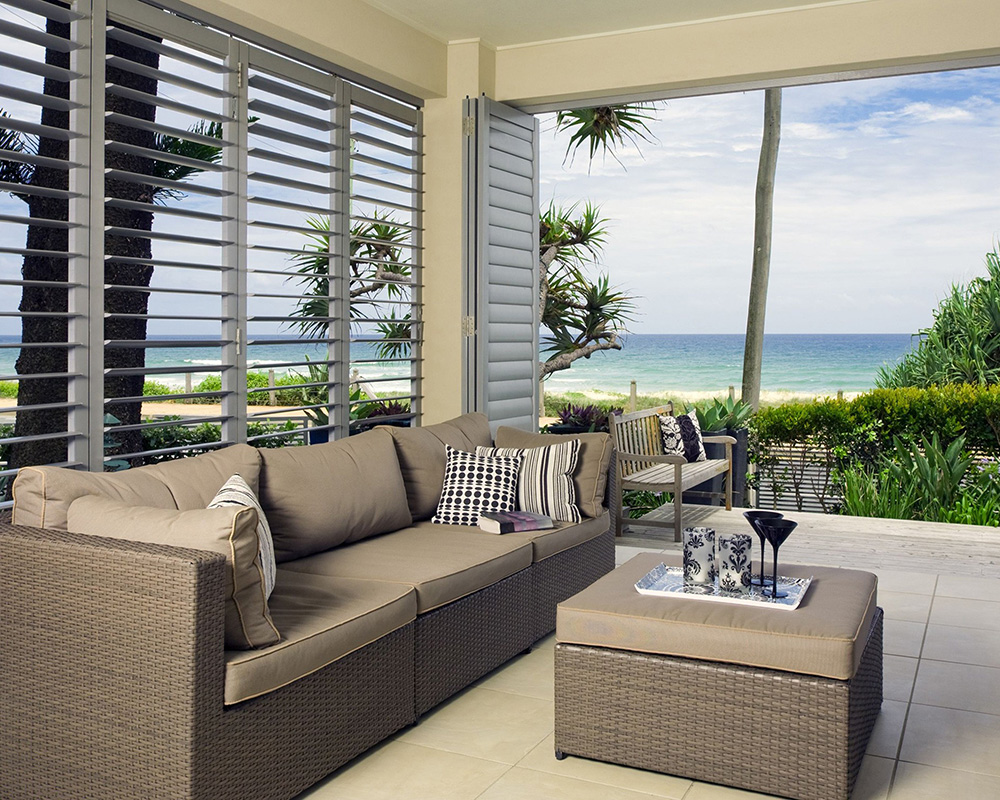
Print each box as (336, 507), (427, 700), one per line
(743, 510), (782, 588)
(756, 518), (798, 599)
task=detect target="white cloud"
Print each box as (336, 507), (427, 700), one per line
(539, 66), (1000, 334)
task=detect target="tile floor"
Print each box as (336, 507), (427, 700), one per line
(297, 549), (1000, 800)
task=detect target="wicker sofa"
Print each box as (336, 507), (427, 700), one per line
(0, 413), (615, 800)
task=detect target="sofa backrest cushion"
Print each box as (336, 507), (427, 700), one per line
(10, 443), (262, 530)
(67, 495), (281, 650)
(381, 412), (493, 520)
(258, 428), (411, 561)
(494, 427), (613, 519)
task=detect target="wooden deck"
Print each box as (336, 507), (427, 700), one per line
(619, 504), (1000, 578)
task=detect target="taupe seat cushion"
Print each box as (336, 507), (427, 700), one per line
(380, 413), (493, 520)
(225, 569), (416, 705)
(67, 495), (280, 651)
(557, 553), (878, 681)
(11, 444), (262, 529)
(494, 427), (613, 519)
(280, 521), (533, 613)
(504, 512), (610, 561)
(259, 429), (412, 562)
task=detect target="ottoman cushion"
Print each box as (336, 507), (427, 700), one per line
(557, 552), (877, 680)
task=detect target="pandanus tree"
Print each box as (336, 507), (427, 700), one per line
(0, 11), (221, 471)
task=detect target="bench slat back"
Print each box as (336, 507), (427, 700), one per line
(610, 405), (671, 478)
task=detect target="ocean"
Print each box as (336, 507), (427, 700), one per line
(0, 333), (915, 397)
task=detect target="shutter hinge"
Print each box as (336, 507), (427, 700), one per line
(237, 61), (243, 89)
(462, 115), (476, 137)
(461, 316), (476, 336)
(235, 327), (242, 356)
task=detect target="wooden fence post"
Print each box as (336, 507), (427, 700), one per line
(629, 381), (637, 413)
(268, 369), (277, 405)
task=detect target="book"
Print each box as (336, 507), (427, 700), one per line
(478, 511), (554, 534)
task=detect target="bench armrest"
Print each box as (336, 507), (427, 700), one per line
(0, 522), (227, 797)
(702, 435), (737, 445)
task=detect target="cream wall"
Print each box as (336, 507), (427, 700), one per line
(494, 0), (1000, 107)
(420, 41), (496, 423)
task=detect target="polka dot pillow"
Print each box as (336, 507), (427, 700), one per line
(432, 445), (522, 526)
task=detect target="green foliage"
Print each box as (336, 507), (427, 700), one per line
(142, 380), (175, 397)
(137, 418), (301, 464)
(695, 396), (755, 432)
(622, 490), (670, 519)
(555, 104), (659, 169)
(839, 467), (919, 520)
(878, 247), (1000, 388)
(0, 381), (18, 398)
(552, 403), (620, 432)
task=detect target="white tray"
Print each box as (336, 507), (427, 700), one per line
(634, 563), (813, 611)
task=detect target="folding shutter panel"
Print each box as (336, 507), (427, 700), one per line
(469, 96), (539, 434)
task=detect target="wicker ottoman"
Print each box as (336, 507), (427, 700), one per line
(554, 553), (882, 800)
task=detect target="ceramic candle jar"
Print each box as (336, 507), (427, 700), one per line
(682, 527), (716, 585)
(718, 532), (754, 593)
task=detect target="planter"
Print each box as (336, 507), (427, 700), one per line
(546, 423), (603, 435)
(686, 427), (748, 507)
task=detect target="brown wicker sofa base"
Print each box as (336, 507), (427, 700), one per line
(530, 528), (616, 643)
(554, 608), (884, 800)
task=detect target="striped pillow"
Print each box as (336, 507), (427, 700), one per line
(209, 474), (276, 598)
(478, 439), (581, 523)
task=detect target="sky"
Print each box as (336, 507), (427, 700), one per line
(538, 66), (1000, 335)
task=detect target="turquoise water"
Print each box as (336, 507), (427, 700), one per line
(0, 333), (915, 395)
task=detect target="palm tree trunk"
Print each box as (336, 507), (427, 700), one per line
(741, 88), (782, 410)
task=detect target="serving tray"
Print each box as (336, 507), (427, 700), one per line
(635, 563), (813, 611)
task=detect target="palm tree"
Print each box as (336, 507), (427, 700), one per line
(741, 88), (782, 410)
(555, 104), (659, 170)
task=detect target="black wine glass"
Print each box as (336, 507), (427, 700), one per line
(743, 510), (782, 588)
(756, 518), (798, 599)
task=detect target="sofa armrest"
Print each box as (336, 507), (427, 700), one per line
(0, 522), (228, 798)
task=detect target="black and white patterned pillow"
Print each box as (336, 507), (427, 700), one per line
(208, 474), (276, 598)
(659, 409), (706, 463)
(432, 445), (521, 526)
(476, 439), (581, 523)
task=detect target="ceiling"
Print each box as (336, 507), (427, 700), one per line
(358, 0), (864, 48)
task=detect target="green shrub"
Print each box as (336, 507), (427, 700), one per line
(142, 380), (175, 397)
(0, 381), (18, 398)
(138, 417), (303, 464)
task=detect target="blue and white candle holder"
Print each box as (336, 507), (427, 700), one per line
(682, 527), (716, 585)
(718, 532), (754, 593)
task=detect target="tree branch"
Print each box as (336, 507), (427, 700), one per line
(539, 333), (622, 378)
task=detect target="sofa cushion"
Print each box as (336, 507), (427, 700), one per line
(259, 429), (411, 562)
(280, 521), (533, 613)
(10, 443), (262, 529)
(557, 553), (878, 681)
(494, 427), (613, 519)
(432, 445), (520, 526)
(224, 569), (416, 705)
(209, 474), (276, 599)
(67, 495), (280, 650)
(381, 412), (493, 520)
(478, 439), (581, 523)
(504, 512), (609, 562)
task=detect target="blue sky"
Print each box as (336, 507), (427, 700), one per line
(539, 65), (1000, 335)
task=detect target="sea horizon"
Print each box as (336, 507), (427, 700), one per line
(0, 332), (916, 397)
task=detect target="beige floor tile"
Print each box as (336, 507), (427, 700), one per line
(682, 781), (776, 799)
(476, 767), (682, 800)
(852, 756), (894, 800)
(883, 620), (926, 658)
(884, 655), (919, 702)
(934, 574), (1000, 602)
(891, 761), (1000, 799)
(928, 596), (1000, 631)
(867, 699), (908, 758)
(516, 734), (690, 798)
(872, 570), (937, 596)
(921, 624), (1000, 668)
(879, 592), (933, 623)
(296, 741), (509, 800)
(899, 704), (1000, 777)
(912, 660), (1000, 715)
(398, 687), (553, 765)
(476, 644), (554, 701)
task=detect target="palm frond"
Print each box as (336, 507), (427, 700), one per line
(554, 103), (659, 170)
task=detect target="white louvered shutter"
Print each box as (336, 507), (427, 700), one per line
(467, 96), (539, 434)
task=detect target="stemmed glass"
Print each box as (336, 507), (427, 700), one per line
(743, 510), (782, 588)
(756, 519), (798, 599)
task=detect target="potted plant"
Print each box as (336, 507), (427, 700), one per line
(546, 403), (621, 434)
(688, 396), (754, 506)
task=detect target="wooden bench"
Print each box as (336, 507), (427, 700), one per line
(609, 406), (734, 541)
